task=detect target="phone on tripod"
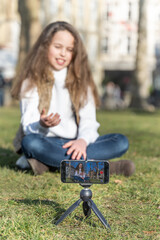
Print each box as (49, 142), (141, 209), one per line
(61, 159), (109, 184)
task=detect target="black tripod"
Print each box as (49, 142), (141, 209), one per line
(55, 183), (111, 230)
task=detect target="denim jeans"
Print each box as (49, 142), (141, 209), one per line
(21, 133), (129, 168)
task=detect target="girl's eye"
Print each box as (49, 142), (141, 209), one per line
(55, 45), (61, 49)
(68, 48), (73, 52)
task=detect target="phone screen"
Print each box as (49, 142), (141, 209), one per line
(61, 160), (109, 184)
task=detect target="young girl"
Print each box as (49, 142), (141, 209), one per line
(12, 21), (134, 176)
(74, 163), (86, 182)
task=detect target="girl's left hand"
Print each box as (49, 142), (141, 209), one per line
(63, 139), (87, 160)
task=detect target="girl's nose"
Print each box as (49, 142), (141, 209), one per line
(60, 48), (66, 56)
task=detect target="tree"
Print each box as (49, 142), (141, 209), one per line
(130, 0), (154, 111)
(18, 0), (41, 64)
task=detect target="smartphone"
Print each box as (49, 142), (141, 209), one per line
(61, 159), (109, 184)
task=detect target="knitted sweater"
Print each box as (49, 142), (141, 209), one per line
(20, 67), (100, 146)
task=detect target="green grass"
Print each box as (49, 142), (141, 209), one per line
(0, 107), (160, 239)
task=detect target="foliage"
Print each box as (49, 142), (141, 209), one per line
(0, 107), (160, 239)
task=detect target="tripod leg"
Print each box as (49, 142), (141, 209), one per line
(83, 201), (91, 218)
(88, 199), (111, 230)
(55, 199), (82, 225)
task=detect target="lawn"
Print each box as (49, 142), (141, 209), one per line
(0, 106), (160, 240)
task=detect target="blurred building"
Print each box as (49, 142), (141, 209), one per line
(101, 0), (160, 101)
(40, 0), (160, 95)
(0, 0), (20, 106)
(0, 0), (20, 79)
(1, 0), (160, 99)
(151, 0), (160, 102)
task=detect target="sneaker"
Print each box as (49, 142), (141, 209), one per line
(109, 160), (135, 177)
(16, 155), (31, 170)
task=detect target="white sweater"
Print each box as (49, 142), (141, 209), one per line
(20, 67), (100, 145)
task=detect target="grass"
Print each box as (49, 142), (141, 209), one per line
(0, 106), (160, 240)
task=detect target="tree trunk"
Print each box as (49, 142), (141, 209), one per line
(130, 0), (154, 111)
(18, 0), (41, 65)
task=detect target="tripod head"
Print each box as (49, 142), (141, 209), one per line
(80, 183), (92, 188)
(79, 183), (92, 202)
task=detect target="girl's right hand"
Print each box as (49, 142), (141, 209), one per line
(63, 138), (87, 160)
(40, 109), (61, 128)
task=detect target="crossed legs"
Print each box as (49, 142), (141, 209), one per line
(21, 133), (129, 168)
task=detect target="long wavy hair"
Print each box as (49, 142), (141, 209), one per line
(12, 21), (100, 120)
(75, 163), (84, 173)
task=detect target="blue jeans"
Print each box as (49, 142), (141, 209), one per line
(21, 133), (129, 168)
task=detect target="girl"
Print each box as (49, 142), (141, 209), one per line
(74, 163), (86, 182)
(12, 21), (134, 176)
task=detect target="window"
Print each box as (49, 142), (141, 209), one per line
(64, 0), (71, 18)
(127, 36), (131, 54)
(101, 37), (109, 53)
(50, 0), (58, 15)
(128, 2), (132, 20)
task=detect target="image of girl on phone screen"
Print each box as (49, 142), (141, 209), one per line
(74, 163), (86, 182)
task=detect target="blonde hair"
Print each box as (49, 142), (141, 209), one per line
(12, 21), (100, 121)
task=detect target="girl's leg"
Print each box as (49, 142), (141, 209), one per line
(86, 134), (135, 177)
(86, 134), (129, 160)
(21, 134), (72, 168)
(22, 133), (129, 166)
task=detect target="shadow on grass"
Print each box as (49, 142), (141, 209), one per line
(13, 198), (66, 222)
(130, 108), (158, 115)
(13, 198), (98, 227)
(0, 147), (60, 175)
(0, 147), (18, 169)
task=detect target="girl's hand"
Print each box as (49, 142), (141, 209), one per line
(63, 138), (87, 160)
(40, 109), (61, 128)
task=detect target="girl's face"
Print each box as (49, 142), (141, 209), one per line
(48, 30), (75, 71)
(79, 163), (82, 169)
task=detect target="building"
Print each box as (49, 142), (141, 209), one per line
(41, 0), (160, 97)
(101, 0), (160, 98)
(1, 0), (160, 99)
(0, 0), (20, 79)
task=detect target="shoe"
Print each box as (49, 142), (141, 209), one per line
(28, 158), (49, 175)
(16, 155), (31, 170)
(109, 160), (135, 177)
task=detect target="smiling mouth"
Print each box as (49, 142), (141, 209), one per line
(57, 59), (65, 65)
